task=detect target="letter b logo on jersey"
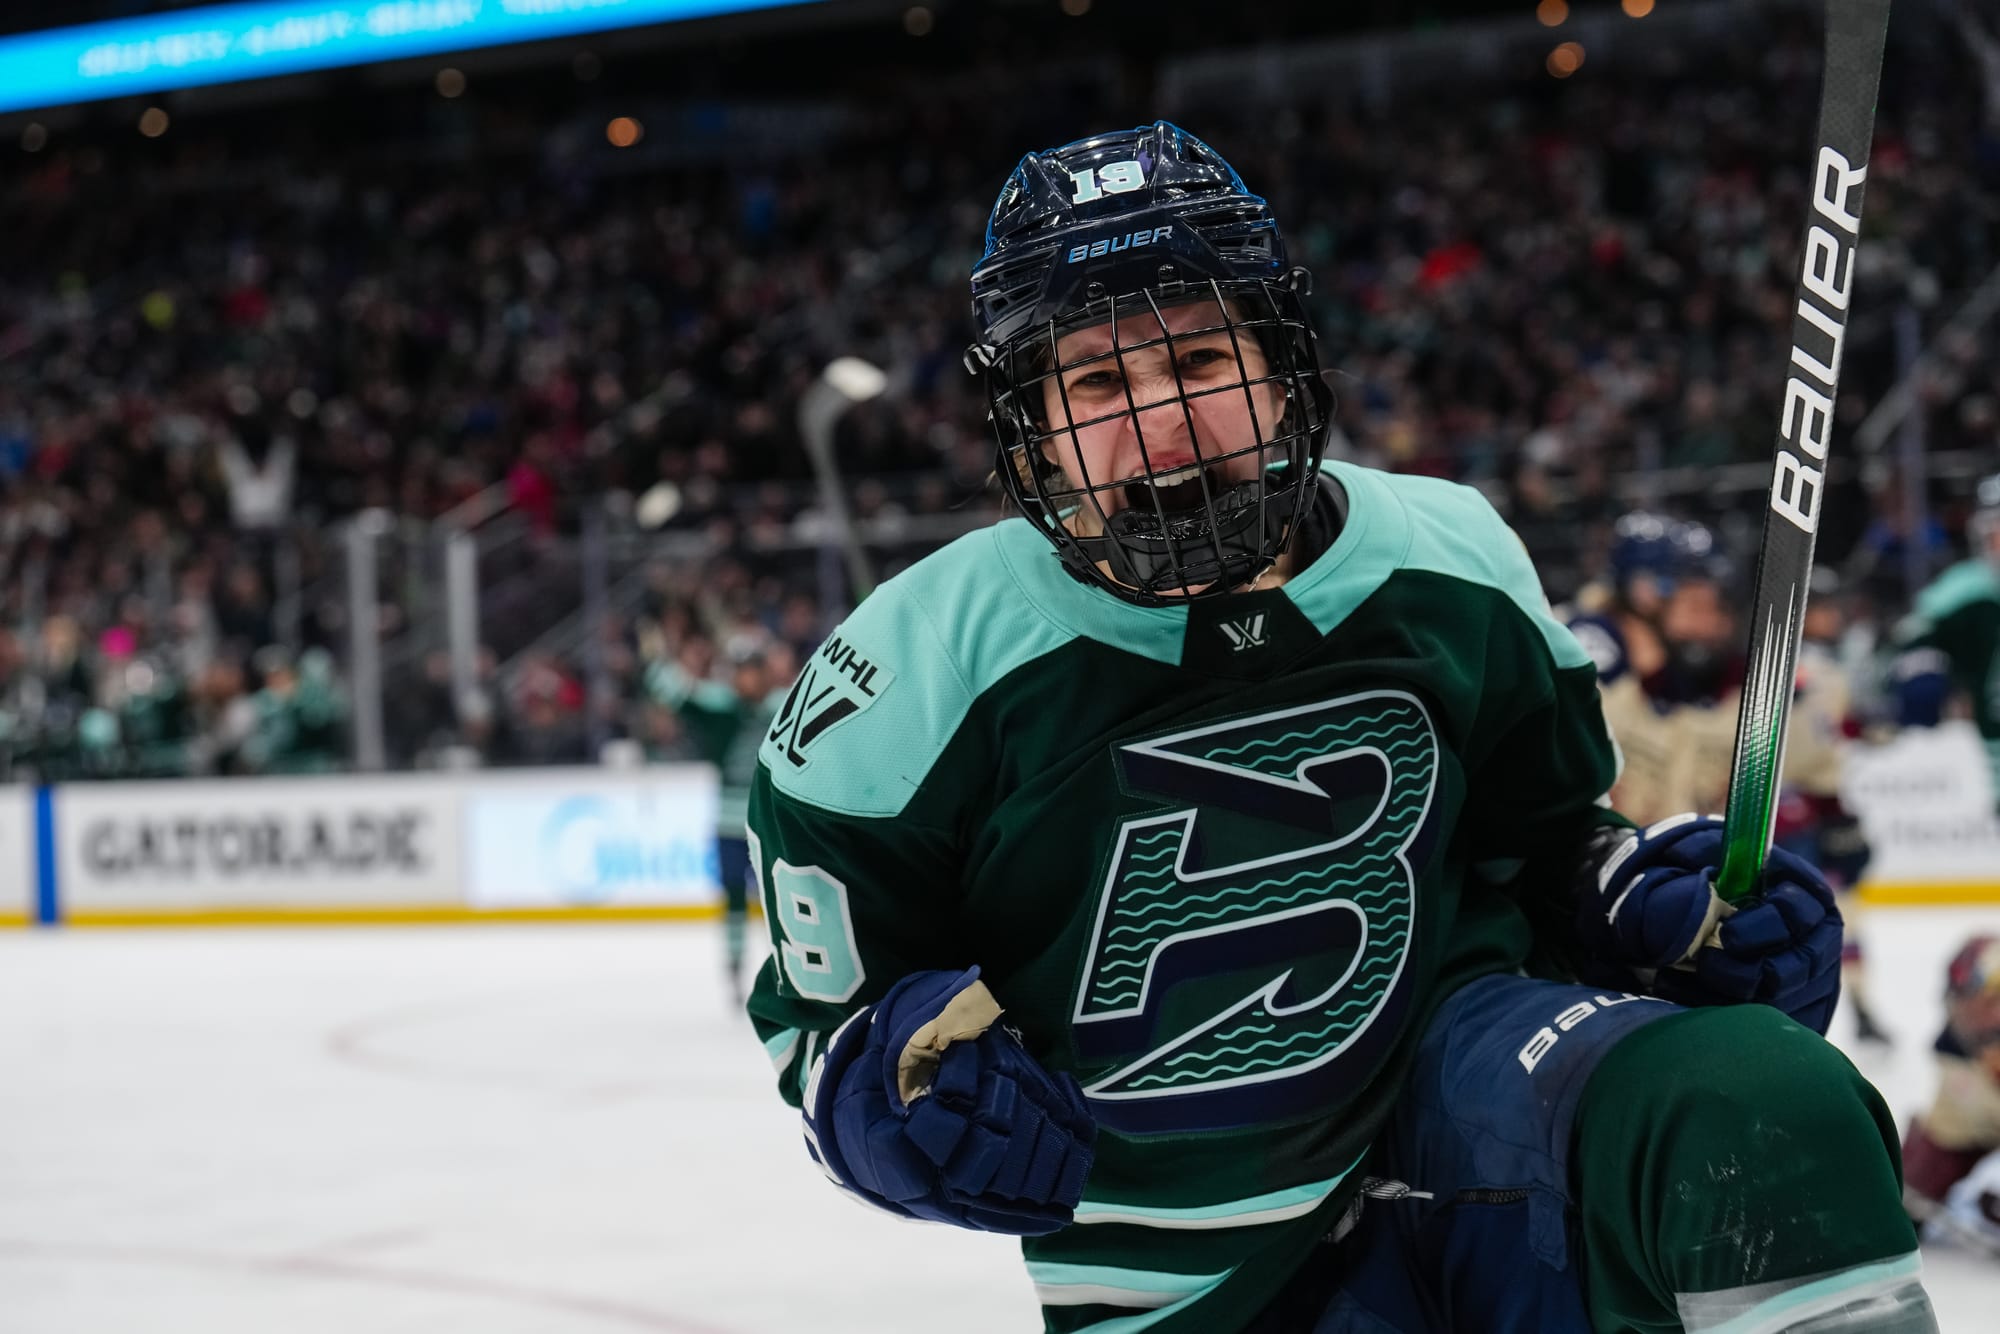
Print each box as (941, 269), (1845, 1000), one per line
(1071, 691), (1440, 1134)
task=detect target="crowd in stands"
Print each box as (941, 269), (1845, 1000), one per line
(1, 3), (1997, 778)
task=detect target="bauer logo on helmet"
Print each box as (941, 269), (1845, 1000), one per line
(1066, 225), (1175, 265)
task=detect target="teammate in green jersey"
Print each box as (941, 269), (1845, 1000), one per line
(647, 640), (797, 1001)
(1891, 473), (2000, 809)
(746, 124), (1928, 1333)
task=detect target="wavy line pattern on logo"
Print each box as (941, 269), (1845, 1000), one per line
(1199, 708), (1412, 770)
(1086, 784), (1425, 1012)
(1074, 693), (1440, 1114)
(1124, 938), (1412, 1089)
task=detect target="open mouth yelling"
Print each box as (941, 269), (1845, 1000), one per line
(1122, 462), (1225, 515)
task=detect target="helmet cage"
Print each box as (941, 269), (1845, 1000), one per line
(974, 273), (1331, 605)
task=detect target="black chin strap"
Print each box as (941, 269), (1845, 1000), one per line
(1052, 468), (1347, 600)
(1282, 472), (1349, 574)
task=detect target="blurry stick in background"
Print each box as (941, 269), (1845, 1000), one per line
(799, 357), (890, 614)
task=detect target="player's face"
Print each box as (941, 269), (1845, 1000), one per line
(1036, 295), (1287, 538)
(1803, 600), (1844, 644)
(1950, 990), (2000, 1075)
(1661, 580), (1735, 651)
(1623, 572), (1665, 620)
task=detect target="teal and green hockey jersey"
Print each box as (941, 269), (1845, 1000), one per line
(1895, 557), (2000, 793)
(744, 460), (1622, 1333)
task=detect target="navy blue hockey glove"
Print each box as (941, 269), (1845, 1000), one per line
(803, 968), (1095, 1235)
(1579, 814), (1843, 1035)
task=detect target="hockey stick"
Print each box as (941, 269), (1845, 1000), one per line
(1716, 0), (1892, 904)
(799, 358), (889, 607)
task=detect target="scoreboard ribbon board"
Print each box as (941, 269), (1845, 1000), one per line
(0, 0), (826, 115)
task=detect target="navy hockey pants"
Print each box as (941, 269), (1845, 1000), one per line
(1249, 973), (1677, 1333)
(1250, 973), (1924, 1334)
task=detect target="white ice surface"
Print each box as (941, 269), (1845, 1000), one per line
(0, 909), (1995, 1333)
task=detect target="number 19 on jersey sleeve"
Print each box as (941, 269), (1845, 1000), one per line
(749, 828), (868, 1004)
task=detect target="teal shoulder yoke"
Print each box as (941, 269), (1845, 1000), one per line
(1298, 462), (1591, 673)
(759, 522), (1087, 818)
(762, 464), (1587, 819)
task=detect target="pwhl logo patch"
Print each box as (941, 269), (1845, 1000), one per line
(1219, 613), (1268, 651)
(767, 635), (893, 768)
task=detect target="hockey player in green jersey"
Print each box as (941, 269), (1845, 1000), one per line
(1891, 473), (2000, 809)
(745, 124), (1929, 1333)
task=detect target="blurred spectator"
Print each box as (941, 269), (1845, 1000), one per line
(238, 647), (346, 775)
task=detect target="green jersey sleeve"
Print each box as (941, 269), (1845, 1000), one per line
(1462, 657), (1631, 978)
(644, 659), (745, 767)
(1391, 477), (1628, 968)
(1464, 605), (1625, 871)
(741, 575), (988, 1106)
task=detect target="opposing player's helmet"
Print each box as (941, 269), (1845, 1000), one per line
(1948, 936), (2000, 1003)
(1609, 512), (1728, 600)
(1947, 935), (2000, 1053)
(966, 122), (1334, 604)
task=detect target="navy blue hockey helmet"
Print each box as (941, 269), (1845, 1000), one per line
(1609, 512), (1728, 604)
(966, 122), (1334, 604)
